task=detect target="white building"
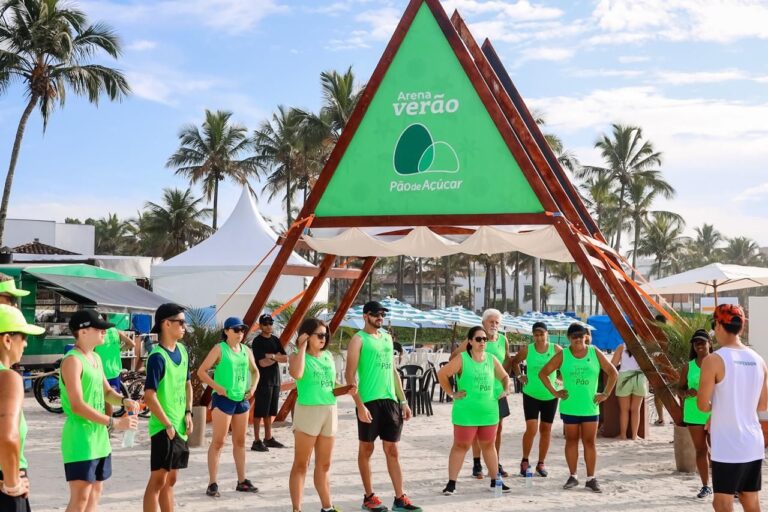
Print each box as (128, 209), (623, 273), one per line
(3, 219), (94, 255)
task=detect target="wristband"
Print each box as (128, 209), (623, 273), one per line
(185, 409), (193, 418)
(108, 417), (114, 430)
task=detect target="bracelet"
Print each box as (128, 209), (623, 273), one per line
(1, 479), (24, 496)
(185, 409), (193, 418)
(108, 417), (114, 430)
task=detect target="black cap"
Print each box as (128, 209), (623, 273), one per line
(69, 309), (115, 332)
(567, 322), (588, 337)
(532, 321), (548, 333)
(690, 329), (711, 343)
(363, 301), (389, 314)
(150, 303), (186, 334)
(258, 314), (274, 325)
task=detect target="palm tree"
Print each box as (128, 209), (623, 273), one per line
(579, 124), (663, 252)
(0, 0), (130, 245)
(579, 174), (620, 244)
(693, 224), (724, 264)
(94, 213), (132, 254)
(540, 284), (555, 312)
(625, 177), (678, 276)
(166, 109), (256, 230)
(635, 213), (687, 278)
(319, 67), (364, 140)
(143, 188), (213, 259)
(723, 237), (764, 266)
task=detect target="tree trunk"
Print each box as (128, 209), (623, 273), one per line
(483, 261), (491, 310)
(564, 278), (569, 311)
(571, 264), (576, 312)
(513, 253), (520, 313)
(433, 258), (439, 308)
(0, 96), (38, 246)
(532, 258), (540, 312)
(417, 258), (423, 306)
(367, 265), (373, 302)
(212, 172), (220, 230)
(491, 264), (497, 305)
(467, 259), (473, 311)
(580, 274), (586, 316)
(614, 181), (626, 252)
(286, 166), (292, 227)
(443, 256), (451, 307)
(631, 214), (641, 279)
(397, 256), (405, 300)
(500, 256), (507, 312)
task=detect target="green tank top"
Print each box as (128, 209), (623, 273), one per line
(356, 331), (397, 403)
(453, 352), (499, 426)
(296, 351), (337, 406)
(684, 359), (711, 425)
(559, 345), (601, 416)
(59, 350), (111, 463)
(213, 342), (249, 402)
(523, 342), (558, 400)
(0, 362), (27, 471)
(148, 344), (189, 440)
(94, 327), (122, 380)
(484, 333), (507, 396)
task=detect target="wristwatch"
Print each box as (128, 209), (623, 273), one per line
(185, 409), (193, 418)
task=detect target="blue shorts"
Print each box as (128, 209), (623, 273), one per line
(64, 455), (112, 482)
(561, 413), (599, 424)
(211, 394), (250, 415)
(107, 377), (122, 393)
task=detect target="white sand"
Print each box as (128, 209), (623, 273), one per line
(23, 393), (766, 511)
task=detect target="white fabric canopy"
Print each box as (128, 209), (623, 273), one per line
(642, 263), (768, 295)
(303, 225), (573, 261)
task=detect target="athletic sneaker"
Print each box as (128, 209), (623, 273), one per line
(563, 476), (579, 489)
(361, 493), (388, 511)
(236, 479), (259, 492)
(206, 482), (220, 497)
(535, 462), (548, 477)
(442, 481), (456, 496)
(696, 486), (713, 498)
(264, 437), (285, 448)
(585, 479), (602, 493)
(519, 459), (530, 477)
(251, 440), (268, 452)
(321, 507), (341, 512)
(498, 464), (509, 478)
(472, 460), (483, 479)
(489, 480), (511, 493)
(392, 494), (422, 511)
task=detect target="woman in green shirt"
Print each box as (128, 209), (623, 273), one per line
(0, 304), (44, 512)
(437, 326), (511, 496)
(60, 309), (138, 512)
(538, 323), (617, 494)
(677, 329), (713, 499)
(197, 317), (260, 497)
(289, 318), (346, 512)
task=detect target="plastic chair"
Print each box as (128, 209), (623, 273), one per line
(438, 361), (455, 402)
(398, 365), (423, 411)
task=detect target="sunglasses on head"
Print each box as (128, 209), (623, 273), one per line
(473, 336), (488, 343)
(368, 312), (386, 318)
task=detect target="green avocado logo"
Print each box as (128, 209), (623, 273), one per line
(393, 123), (459, 176)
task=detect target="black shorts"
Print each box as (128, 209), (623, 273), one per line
(64, 455), (112, 482)
(0, 471), (30, 512)
(253, 385), (279, 418)
(498, 396), (510, 419)
(523, 393), (558, 423)
(150, 432), (189, 472)
(357, 399), (403, 443)
(712, 459), (762, 494)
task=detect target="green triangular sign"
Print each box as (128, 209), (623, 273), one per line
(314, 2), (543, 219)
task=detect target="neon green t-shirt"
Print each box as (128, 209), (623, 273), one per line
(485, 332), (507, 397)
(684, 359), (711, 425)
(94, 328), (122, 380)
(452, 352), (499, 426)
(356, 331), (397, 403)
(523, 342), (558, 400)
(148, 344), (189, 440)
(559, 345), (601, 416)
(213, 342), (249, 402)
(296, 351), (337, 406)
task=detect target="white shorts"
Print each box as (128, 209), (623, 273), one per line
(293, 404), (337, 437)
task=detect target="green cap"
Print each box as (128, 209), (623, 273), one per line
(0, 279), (29, 297)
(0, 304), (44, 335)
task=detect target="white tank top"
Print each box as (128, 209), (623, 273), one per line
(710, 346), (766, 463)
(619, 345), (640, 373)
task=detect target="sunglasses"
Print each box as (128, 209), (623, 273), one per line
(167, 319), (186, 327)
(368, 312), (387, 318)
(230, 327), (247, 333)
(312, 332), (328, 339)
(260, 321), (274, 326)
(473, 336), (488, 343)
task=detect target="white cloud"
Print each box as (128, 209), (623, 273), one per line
(126, 40), (157, 51)
(127, 69), (221, 106)
(518, 46), (575, 63)
(569, 68), (644, 79)
(735, 182), (768, 203)
(618, 55), (651, 64)
(326, 7), (400, 50)
(656, 69), (749, 84)
(441, 0), (563, 22)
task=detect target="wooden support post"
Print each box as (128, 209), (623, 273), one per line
(279, 254), (336, 347)
(243, 222), (306, 327)
(329, 257), (377, 335)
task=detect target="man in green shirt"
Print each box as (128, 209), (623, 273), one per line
(94, 321), (136, 417)
(345, 301), (422, 512)
(143, 303), (193, 512)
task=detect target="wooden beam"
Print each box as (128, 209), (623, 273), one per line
(283, 264), (361, 280)
(311, 213), (553, 229)
(329, 257), (377, 335)
(279, 254), (336, 347)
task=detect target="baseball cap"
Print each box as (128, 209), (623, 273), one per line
(567, 323), (588, 337)
(532, 321), (548, 333)
(0, 278), (30, 297)
(224, 317), (248, 330)
(713, 304), (745, 328)
(258, 313), (274, 324)
(0, 304), (44, 335)
(68, 309), (115, 332)
(690, 329), (710, 343)
(150, 303), (186, 334)
(363, 301), (389, 314)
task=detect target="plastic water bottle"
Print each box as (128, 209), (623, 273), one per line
(121, 411), (136, 448)
(494, 474), (503, 498)
(525, 466), (533, 488)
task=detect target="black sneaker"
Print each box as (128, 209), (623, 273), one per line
(535, 462), (548, 477)
(585, 478), (602, 493)
(519, 459), (529, 477)
(392, 494), (422, 511)
(251, 440), (268, 452)
(697, 486), (713, 498)
(442, 481), (456, 496)
(321, 508), (341, 512)
(472, 460), (483, 479)
(489, 480), (511, 494)
(236, 479), (259, 493)
(563, 476), (579, 489)
(264, 437), (285, 448)
(206, 482), (220, 497)
(498, 464), (509, 478)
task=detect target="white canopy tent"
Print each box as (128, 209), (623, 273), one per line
(151, 188), (327, 315)
(641, 263), (768, 304)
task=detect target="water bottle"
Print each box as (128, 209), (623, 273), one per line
(121, 411), (136, 448)
(525, 466), (533, 488)
(494, 474), (503, 498)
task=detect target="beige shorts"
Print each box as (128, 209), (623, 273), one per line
(293, 403), (338, 437)
(616, 371), (648, 397)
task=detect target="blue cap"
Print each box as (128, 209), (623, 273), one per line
(224, 317), (248, 330)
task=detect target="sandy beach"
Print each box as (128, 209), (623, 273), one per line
(24, 392), (766, 512)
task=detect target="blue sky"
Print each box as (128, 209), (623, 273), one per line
(1, 0), (767, 245)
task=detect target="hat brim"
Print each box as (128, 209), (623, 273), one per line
(227, 323), (248, 329)
(17, 324), (45, 336)
(5, 289), (29, 297)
